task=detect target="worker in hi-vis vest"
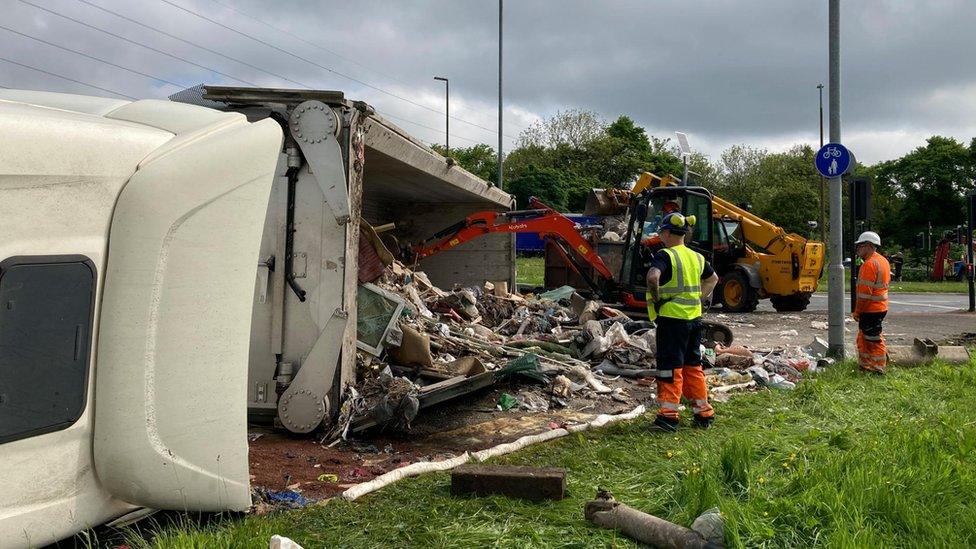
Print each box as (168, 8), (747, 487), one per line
(853, 231), (890, 373)
(645, 212), (720, 432)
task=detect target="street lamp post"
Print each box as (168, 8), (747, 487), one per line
(497, 0), (504, 189)
(434, 76), (449, 155)
(817, 83), (826, 243)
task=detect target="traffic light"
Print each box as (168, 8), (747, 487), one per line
(851, 176), (872, 221)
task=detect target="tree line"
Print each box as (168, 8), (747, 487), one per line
(432, 110), (976, 250)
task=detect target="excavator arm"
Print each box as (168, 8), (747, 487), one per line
(411, 197), (614, 290)
(711, 195), (800, 256)
(411, 194), (736, 346)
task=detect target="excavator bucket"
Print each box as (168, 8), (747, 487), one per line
(584, 188), (630, 216)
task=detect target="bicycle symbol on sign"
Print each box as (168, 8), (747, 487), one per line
(822, 146), (843, 159)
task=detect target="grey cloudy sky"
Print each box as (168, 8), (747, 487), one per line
(2, 0), (974, 164)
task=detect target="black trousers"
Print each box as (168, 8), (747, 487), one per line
(655, 316), (703, 372)
(858, 311), (886, 337)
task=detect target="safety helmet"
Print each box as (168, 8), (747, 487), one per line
(661, 212), (696, 235)
(855, 231), (881, 247)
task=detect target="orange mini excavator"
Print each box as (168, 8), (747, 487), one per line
(408, 185), (734, 346)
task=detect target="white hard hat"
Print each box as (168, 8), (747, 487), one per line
(855, 231), (881, 246)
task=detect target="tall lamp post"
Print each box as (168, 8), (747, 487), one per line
(817, 83), (826, 243)
(497, 0), (504, 189)
(434, 76), (449, 156)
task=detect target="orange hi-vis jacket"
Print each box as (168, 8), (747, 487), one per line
(855, 251), (890, 313)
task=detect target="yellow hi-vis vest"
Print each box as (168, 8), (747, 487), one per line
(647, 244), (705, 321)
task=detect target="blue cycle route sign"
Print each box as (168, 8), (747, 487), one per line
(815, 143), (854, 177)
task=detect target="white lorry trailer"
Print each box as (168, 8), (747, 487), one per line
(0, 87), (512, 547)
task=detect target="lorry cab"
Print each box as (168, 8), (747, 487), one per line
(0, 90), (282, 546)
(0, 88), (512, 547)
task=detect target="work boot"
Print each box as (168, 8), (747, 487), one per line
(651, 415), (679, 433)
(692, 414), (715, 429)
(859, 366), (885, 375)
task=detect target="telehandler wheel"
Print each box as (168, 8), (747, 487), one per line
(770, 292), (813, 312)
(719, 271), (759, 313)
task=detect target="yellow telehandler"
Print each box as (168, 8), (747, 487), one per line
(586, 172), (825, 312)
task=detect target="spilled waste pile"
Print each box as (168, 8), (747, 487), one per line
(331, 250), (834, 439)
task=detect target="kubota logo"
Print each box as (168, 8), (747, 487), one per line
(507, 223), (528, 230)
(449, 238), (460, 246)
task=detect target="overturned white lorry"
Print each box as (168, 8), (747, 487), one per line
(0, 87), (512, 546)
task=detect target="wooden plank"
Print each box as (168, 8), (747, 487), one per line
(418, 371), (495, 408)
(418, 375), (467, 394)
(451, 464), (567, 501)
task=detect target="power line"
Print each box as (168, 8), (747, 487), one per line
(381, 113), (485, 146)
(204, 0), (529, 135)
(0, 24), (185, 89)
(0, 56), (135, 99)
(17, 0), (260, 87)
(205, 0), (411, 89)
(75, 0), (308, 90)
(73, 1), (490, 147)
(157, 0), (519, 140)
(7, 1), (501, 147)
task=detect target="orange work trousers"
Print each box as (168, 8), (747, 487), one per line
(856, 311), (887, 373)
(656, 366), (714, 420)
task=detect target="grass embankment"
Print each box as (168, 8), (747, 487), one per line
(816, 272), (969, 293)
(516, 255), (545, 287)
(521, 255), (970, 294)
(127, 358), (976, 548)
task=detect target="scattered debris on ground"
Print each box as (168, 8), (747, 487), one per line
(269, 534), (305, 549)
(584, 489), (723, 548)
(451, 464), (567, 501)
(248, 238), (836, 506)
(339, 255), (665, 440)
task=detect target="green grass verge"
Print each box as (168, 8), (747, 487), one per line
(126, 358), (976, 548)
(524, 255), (970, 294)
(516, 255), (545, 287)
(885, 280), (970, 293)
(817, 273), (970, 294)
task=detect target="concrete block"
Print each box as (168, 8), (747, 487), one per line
(451, 464), (567, 501)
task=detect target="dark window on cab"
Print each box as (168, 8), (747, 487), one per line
(0, 257), (95, 444)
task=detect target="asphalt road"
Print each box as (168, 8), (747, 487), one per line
(756, 292), (973, 313)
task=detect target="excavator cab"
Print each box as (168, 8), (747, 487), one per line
(712, 217), (747, 266)
(618, 185), (715, 303)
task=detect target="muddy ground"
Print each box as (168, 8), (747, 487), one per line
(249, 308), (974, 501)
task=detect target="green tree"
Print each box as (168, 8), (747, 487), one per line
(517, 109), (604, 149)
(713, 145), (768, 206)
(687, 151), (721, 189)
(752, 145), (821, 227)
(505, 165), (570, 210)
(507, 112), (684, 201)
(760, 185), (821, 236)
(875, 136), (975, 246)
(430, 143), (498, 184)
